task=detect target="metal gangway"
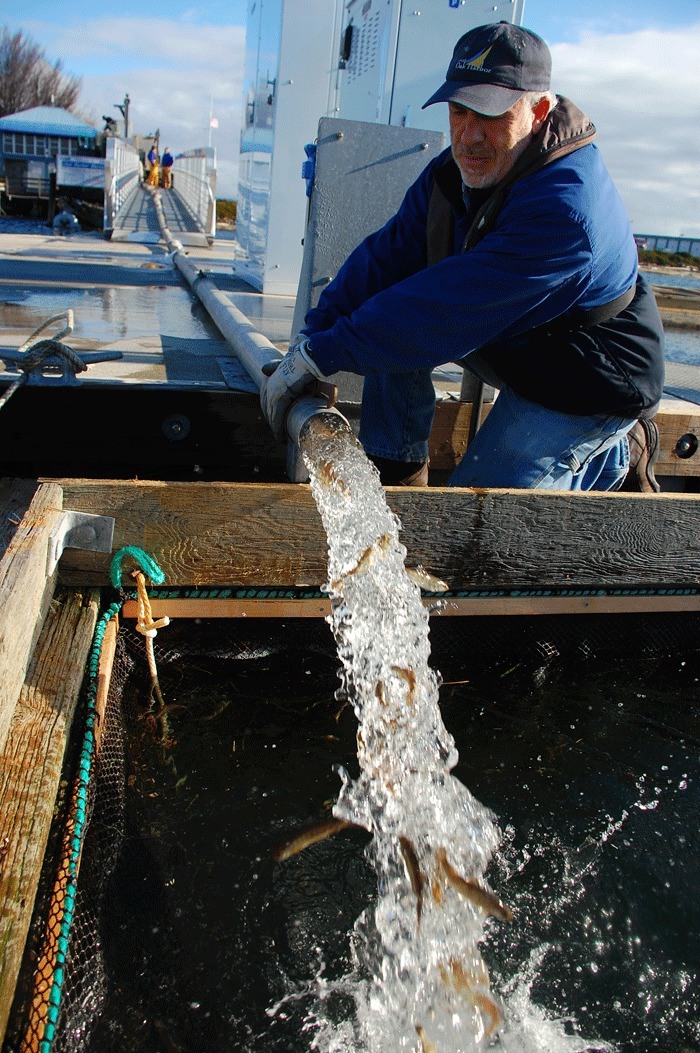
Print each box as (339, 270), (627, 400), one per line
(103, 137), (216, 246)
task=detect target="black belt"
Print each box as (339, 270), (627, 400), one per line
(558, 281), (637, 330)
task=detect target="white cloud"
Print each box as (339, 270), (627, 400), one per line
(20, 17), (246, 198)
(551, 23), (700, 237)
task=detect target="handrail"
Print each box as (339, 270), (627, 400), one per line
(171, 148), (216, 240)
(103, 136), (141, 232)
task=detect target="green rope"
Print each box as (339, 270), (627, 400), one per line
(41, 548), (166, 1048)
(40, 600), (121, 1053)
(109, 546), (165, 588)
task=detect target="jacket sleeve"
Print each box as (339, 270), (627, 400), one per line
(302, 156), (437, 337)
(307, 170), (600, 377)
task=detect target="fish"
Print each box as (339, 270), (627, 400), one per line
(405, 565), (449, 593)
(399, 836), (425, 924)
(415, 1024), (438, 1053)
(435, 847), (513, 922)
(391, 665), (417, 706)
(315, 459), (348, 494)
(331, 532), (393, 590)
(272, 815), (357, 861)
(438, 958), (502, 1037)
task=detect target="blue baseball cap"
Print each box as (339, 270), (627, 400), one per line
(422, 22), (551, 116)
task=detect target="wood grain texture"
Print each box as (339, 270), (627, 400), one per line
(53, 480), (700, 592)
(121, 593), (700, 620)
(0, 483), (63, 755)
(0, 589), (99, 1043)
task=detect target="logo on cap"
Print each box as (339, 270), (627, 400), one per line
(454, 47), (493, 74)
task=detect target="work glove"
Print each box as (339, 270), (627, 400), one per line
(261, 337), (326, 440)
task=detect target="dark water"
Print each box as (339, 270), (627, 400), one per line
(82, 616), (698, 1053)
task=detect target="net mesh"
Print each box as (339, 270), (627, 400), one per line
(4, 605), (700, 1053)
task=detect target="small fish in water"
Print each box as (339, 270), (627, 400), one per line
(331, 532), (393, 590)
(316, 459), (348, 494)
(272, 815), (357, 861)
(415, 1024), (438, 1053)
(405, 565), (449, 593)
(439, 958), (502, 1037)
(435, 847), (513, 922)
(399, 835), (424, 925)
(391, 665), (417, 706)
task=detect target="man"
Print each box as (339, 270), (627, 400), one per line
(161, 147), (174, 189)
(262, 22), (665, 491)
(146, 143), (159, 187)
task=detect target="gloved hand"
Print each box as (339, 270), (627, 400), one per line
(261, 337), (326, 440)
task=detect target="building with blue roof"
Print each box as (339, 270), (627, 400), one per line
(0, 105), (100, 208)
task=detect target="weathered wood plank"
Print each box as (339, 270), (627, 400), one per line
(0, 483), (63, 755)
(0, 589), (99, 1045)
(654, 400), (700, 477)
(53, 480), (700, 592)
(121, 592), (700, 620)
(0, 480), (40, 561)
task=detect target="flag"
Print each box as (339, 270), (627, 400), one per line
(210, 116), (219, 128)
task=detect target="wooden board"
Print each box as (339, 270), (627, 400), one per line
(53, 480), (700, 593)
(0, 482), (63, 755)
(121, 592), (700, 620)
(654, 400), (700, 476)
(0, 589), (99, 1044)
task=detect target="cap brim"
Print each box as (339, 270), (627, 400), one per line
(421, 81), (527, 116)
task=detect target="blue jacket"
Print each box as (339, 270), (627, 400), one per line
(305, 99), (664, 417)
(161, 152), (174, 168)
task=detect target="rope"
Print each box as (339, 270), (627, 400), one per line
(109, 546), (166, 588)
(132, 570), (169, 707)
(18, 340), (88, 376)
(31, 548), (168, 1049)
(32, 601), (121, 1053)
(109, 547), (169, 704)
(0, 311), (84, 413)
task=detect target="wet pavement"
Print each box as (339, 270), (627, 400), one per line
(0, 222), (296, 392)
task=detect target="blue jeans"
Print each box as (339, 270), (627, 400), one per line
(359, 372), (636, 490)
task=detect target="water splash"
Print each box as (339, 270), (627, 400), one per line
(298, 414), (509, 1051)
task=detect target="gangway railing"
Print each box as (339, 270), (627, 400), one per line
(171, 147), (217, 242)
(103, 136), (142, 235)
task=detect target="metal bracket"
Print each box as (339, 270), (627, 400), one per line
(47, 511), (115, 575)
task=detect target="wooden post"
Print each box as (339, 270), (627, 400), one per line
(0, 483), (63, 755)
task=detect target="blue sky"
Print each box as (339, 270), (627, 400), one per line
(6, 0), (700, 236)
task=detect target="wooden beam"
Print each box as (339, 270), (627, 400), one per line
(654, 399), (700, 477)
(0, 589), (99, 1045)
(53, 480), (700, 593)
(123, 596), (329, 619)
(0, 483), (63, 755)
(121, 591), (700, 620)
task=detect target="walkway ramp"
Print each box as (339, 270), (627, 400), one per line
(110, 184), (210, 247)
(104, 139), (216, 247)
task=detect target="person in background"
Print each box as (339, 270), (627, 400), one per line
(262, 22), (665, 492)
(161, 147), (174, 189)
(146, 143), (159, 187)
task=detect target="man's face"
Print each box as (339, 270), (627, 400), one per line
(449, 96), (544, 189)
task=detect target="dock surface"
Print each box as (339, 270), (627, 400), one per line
(0, 223), (699, 483)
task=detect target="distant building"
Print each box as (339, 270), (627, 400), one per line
(0, 106), (99, 204)
(635, 233), (700, 259)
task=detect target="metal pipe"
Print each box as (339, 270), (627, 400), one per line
(148, 189), (350, 477)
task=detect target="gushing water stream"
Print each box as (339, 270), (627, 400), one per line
(295, 412), (511, 1051)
